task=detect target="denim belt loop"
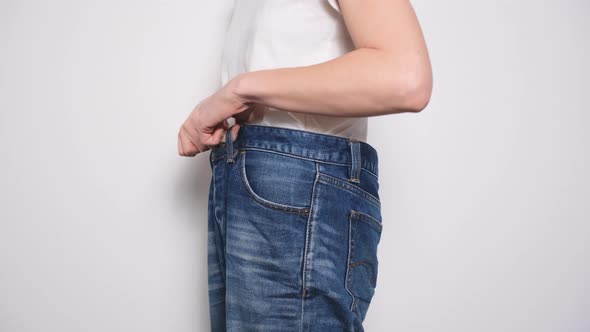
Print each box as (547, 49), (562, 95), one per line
(348, 138), (361, 183)
(226, 125), (235, 163)
(209, 146), (214, 168)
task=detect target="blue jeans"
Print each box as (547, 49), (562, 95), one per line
(207, 124), (383, 331)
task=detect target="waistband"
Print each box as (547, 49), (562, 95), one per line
(209, 124), (379, 177)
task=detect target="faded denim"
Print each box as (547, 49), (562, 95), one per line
(207, 124), (383, 331)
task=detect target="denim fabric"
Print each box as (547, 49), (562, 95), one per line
(207, 124), (383, 331)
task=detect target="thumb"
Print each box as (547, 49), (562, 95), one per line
(231, 124), (241, 142)
(210, 126), (226, 145)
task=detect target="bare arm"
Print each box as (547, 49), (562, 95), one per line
(178, 0), (432, 156)
(231, 0), (433, 117)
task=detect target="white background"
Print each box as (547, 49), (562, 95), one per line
(1, 0), (588, 331)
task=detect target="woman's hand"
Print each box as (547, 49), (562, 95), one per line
(178, 79), (250, 157)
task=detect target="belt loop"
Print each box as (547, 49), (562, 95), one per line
(209, 148), (214, 168)
(225, 125), (235, 163)
(348, 138), (361, 183)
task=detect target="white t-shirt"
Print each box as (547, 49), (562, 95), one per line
(220, 0), (368, 143)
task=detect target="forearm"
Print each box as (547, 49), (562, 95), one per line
(229, 46), (432, 118)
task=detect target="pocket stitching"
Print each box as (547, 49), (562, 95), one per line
(317, 172), (381, 208)
(344, 210), (358, 312)
(345, 210), (381, 315)
(353, 210), (383, 233)
(237, 150), (311, 215)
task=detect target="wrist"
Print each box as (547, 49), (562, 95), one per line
(218, 73), (247, 118)
(229, 72), (263, 107)
(208, 74), (247, 120)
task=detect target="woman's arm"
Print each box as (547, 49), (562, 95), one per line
(178, 0), (432, 156)
(231, 0), (433, 118)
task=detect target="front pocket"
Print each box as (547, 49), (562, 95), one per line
(237, 149), (316, 214)
(345, 209), (383, 321)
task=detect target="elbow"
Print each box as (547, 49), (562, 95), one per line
(386, 67), (433, 113)
(407, 76), (432, 112)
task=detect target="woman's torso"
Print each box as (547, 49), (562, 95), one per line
(220, 0), (368, 143)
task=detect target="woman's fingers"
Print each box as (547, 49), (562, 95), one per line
(178, 131), (184, 156)
(179, 124), (232, 156)
(179, 126), (201, 156)
(219, 124), (241, 144)
(177, 118), (240, 157)
(209, 126), (226, 145)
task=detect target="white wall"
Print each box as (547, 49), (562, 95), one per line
(1, 1), (588, 331)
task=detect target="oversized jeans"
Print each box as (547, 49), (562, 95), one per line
(207, 124), (383, 331)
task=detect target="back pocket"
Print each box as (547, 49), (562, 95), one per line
(237, 149), (316, 214)
(345, 209), (383, 321)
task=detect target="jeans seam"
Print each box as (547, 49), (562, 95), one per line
(345, 210), (357, 312)
(300, 161), (320, 332)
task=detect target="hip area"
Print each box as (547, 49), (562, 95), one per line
(209, 124), (381, 218)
